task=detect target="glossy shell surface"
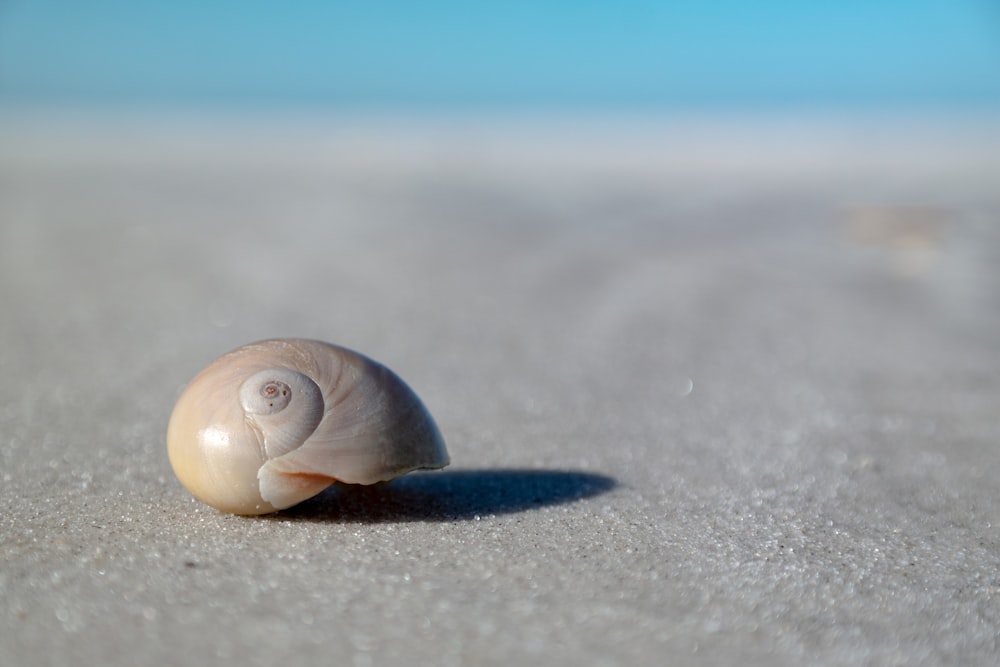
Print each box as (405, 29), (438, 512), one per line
(167, 339), (449, 515)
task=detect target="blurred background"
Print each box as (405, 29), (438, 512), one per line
(0, 0), (998, 428)
(1, 0), (998, 112)
(0, 2), (998, 429)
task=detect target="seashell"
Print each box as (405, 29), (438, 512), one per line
(167, 339), (449, 515)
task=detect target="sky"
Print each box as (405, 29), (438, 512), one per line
(1, 0), (998, 111)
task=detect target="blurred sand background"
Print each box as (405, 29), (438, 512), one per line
(1, 111), (999, 665)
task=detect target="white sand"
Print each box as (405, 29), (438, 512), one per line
(2, 112), (999, 666)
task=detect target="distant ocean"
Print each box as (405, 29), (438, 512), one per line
(1, 1), (998, 112)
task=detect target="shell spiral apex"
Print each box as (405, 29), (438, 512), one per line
(166, 339), (449, 515)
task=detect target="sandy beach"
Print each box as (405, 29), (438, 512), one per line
(2, 112), (999, 666)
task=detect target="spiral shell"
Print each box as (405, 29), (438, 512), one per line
(166, 339), (449, 515)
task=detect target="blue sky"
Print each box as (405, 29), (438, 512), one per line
(1, 1), (998, 110)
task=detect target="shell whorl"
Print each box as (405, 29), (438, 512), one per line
(239, 368), (324, 459)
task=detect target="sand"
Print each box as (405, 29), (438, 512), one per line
(1, 112), (999, 666)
